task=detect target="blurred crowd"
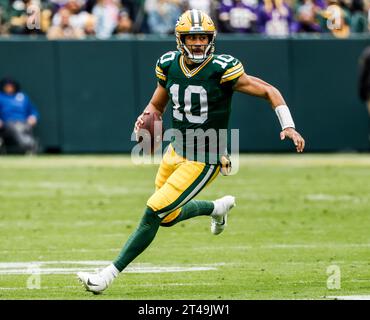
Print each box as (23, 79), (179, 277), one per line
(0, 0), (368, 39)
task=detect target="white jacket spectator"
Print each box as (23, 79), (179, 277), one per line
(92, 0), (120, 39)
(145, 0), (182, 34)
(52, 0), (90, 30)
(47, 7), (85, 38)
(187, 0), (212, 16)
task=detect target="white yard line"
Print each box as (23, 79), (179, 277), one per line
(192, 243), (370, 250)
(262, 243), (370, 249)
(0, 286), (80, 291)
(2, 242), (370, 255)
(0, 283), (215, 291)
(326, 295), (370, 300)
(0, 261), (218, 275)
(0, 154), (369, 169)
(305, 194), (366, 202)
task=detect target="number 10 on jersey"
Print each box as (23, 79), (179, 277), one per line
(170, 84), (208, 124)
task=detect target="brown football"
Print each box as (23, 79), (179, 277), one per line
(137, 111), (163, 154)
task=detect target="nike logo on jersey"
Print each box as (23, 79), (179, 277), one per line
(232, 60), (238, 66)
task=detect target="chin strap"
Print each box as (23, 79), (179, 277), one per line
(183, 43), (212, 63)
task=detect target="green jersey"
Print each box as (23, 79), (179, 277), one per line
(155, 51), (244, 163)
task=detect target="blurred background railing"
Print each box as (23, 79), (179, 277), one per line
(0, 35), (368, 153)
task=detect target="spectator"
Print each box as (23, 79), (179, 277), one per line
(296, 0), (322, 32)
(52, 0), (91, 30)
(0, 77), (39, 154)
(258, 0), (297, 36)
(350, 0), (368, 32)
(145, 0), (182, 35)
(218, 0), (259, 33)
(40, 5), (53, 33)
(7, 0), (30, 34)
(112, 8), (132, 35)
(7, 0), (48, 35)
(83, 12), (96, 36)
(92, 0), (120, 39)
(187, 0), (212, 16)
(320, 0), (351, 37)
(47, 7), (85, 38)
(0, 0), (10, 34)
(50, 0), (72, 8)
(120, 0), (141, 23)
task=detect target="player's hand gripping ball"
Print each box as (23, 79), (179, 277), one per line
(135, 111), (164, 154)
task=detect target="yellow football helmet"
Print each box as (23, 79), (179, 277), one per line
(175, 9), (217, 63)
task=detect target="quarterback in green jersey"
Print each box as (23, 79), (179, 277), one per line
(155, 48), (243, 163)
(77, 9), (305, 294)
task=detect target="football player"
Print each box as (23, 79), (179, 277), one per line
(77, 9), (305, 294)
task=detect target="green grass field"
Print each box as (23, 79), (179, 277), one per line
(0, 154), (370, 300)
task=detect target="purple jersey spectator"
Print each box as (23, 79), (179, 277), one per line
(313, 0), (326, 9)
(258, 0), (297, 35)
(296, 0), (323, 32)
(218, 0), (259, 33)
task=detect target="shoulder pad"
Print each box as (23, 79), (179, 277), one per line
(155, 51), (179, 84)
(213, 54), (244, 84)
(157, 51), (179, 70)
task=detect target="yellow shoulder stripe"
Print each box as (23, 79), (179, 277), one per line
(223, 63), (243, 76)
(220, 66), (244, 84)
(156, 72), (166, 81)
(155, 66), (167, 81)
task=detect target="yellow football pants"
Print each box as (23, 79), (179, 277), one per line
(147, 145), (220, 224)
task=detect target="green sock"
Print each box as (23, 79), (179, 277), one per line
(113, 207), (161, 272)
(161, 200), (214, 227)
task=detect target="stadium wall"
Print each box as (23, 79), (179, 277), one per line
(0, 35), (368, 153)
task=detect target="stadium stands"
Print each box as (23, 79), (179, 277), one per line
(0, 0), (368, 38)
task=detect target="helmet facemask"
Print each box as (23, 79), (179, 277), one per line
(177, 33), (216, 64)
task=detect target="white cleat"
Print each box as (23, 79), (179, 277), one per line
(211, 195), (236, 235)
(77, 272), (109, 295)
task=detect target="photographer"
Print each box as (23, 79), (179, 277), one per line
(0, 77), (39, 154)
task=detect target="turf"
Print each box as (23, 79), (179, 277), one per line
(0, 154), (369, 300)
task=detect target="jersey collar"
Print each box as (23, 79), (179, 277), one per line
(179, 54), (213, 78)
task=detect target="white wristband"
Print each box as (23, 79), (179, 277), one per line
(275, 105), (295, 130)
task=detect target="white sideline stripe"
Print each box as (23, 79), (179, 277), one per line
(3, 242), (370, 255)
(0, 267), (216, 275)
(0, 261), (228, 268)
(126, 282), (215, 287)
(262, 244), (370, 249)
(0, 261), (112, 268)
(305, 194), (364, 202)
(0, 261), (218, 275)
(0, 283), (214, 291)
(0, 286), (80, 291)
(326, 295), (370, 300)
(192, 243), (370, 250)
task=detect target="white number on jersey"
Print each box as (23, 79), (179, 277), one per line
(170, 84), (208, 124)
(212, 54), (235, 69)
(160, 51), (176, 64)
